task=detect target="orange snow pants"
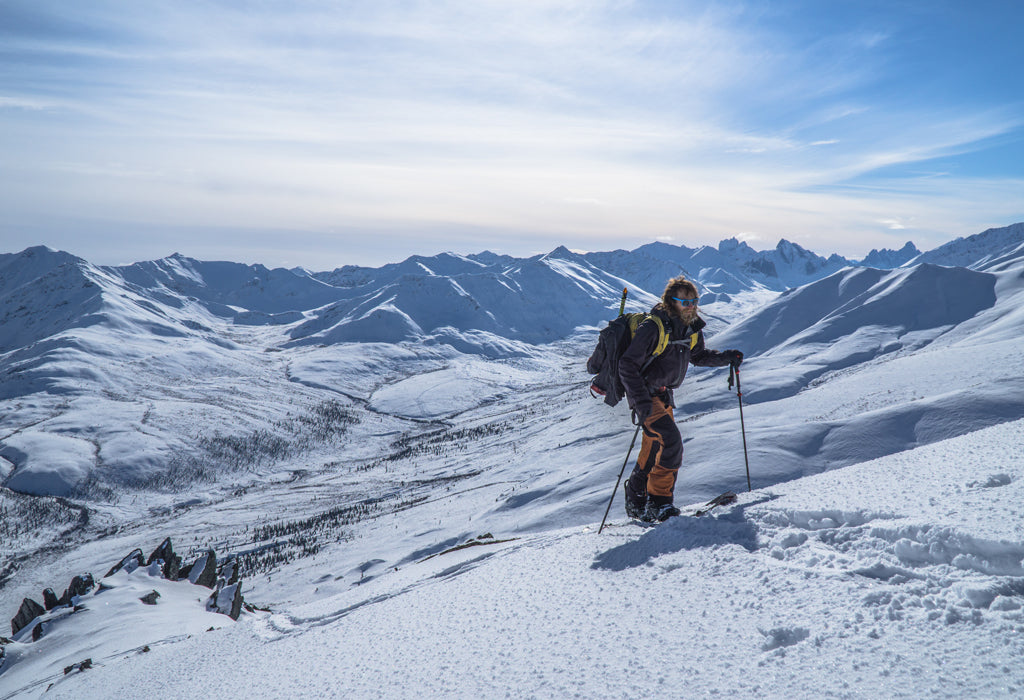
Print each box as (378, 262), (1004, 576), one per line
(627, 396), (683, 506)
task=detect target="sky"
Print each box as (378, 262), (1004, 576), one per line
(1, 0), (1023, 270)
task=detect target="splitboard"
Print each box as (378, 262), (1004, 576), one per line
(692, 490), (738, 516)
(601, 491), (739, 529)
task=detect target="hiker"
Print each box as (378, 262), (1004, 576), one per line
(620, 276), (743, 522)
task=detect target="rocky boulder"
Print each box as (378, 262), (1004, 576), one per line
(179, 549), (217, 589)
(11, 597), (45, 637)
(104, 548), (145, 578)
(146, 538), (181, 580)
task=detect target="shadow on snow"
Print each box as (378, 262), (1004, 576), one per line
(590, 499), (774, 572)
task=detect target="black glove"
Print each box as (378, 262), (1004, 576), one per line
(723, 349), (744, 367)
(633, 402), (652, 425)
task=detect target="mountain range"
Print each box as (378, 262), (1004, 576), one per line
(0, 222), (1018, 503)
(0, 230), (951, 358)
(2, 223), (1024, 696)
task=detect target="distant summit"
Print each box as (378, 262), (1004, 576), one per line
(859, 241), (921, 269)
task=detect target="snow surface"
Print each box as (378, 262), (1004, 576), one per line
(4, 419), (1023, 698)
(3, 225), (1024, 698)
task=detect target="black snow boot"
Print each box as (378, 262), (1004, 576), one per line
(642, 502), (681, 523)
(624, 480), (646, 520)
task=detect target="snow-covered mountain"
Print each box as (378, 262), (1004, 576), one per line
(584, 237), (860, 301)
(288, 246), (660, 350)
(116, 253), (343, 322)
(859, 240), (921, 268)
(2, 223), (1024, 697)
(907, 222), (1024, 271)
(1, 227), (1022, 499)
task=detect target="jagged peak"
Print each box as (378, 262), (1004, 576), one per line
(717, 237), (756, 256)
(775, 238), (813, 257)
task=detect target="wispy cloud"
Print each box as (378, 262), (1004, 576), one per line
(1, 0), (1022, 266)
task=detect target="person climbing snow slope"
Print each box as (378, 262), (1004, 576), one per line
(620, 276), (743, 522)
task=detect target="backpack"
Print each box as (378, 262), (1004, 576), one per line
(586, 313), (669, 407)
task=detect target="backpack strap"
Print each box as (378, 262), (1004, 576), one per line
(631, 314), (694, 371)
(650, 317), (669, 357)
(627, 314), (664, 351)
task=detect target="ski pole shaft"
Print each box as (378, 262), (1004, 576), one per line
(618, 287), (628, 316)
(598, 422), (641, 534)
(732, 364), (752, 492)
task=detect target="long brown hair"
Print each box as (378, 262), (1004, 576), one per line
(660, 275), (699, 318)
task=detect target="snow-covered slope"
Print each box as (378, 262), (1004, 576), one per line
(4, 418), (1023, 699)
(908, 222), (1024, 271)
(2, 224), (1024, 697)
(711, 262), (997, 395)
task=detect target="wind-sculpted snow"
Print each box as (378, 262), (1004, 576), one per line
(7, 419), (1024, 699)
(909, 222), (1024, 271)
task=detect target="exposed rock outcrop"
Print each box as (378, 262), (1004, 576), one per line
(7, 538), (245, 645)
(179, 548), (217, 588)
(104, 548), (145, 578)
(11, 598), (45, 637)
(58, 573), (95, 607)
(146, 538), (181, 580)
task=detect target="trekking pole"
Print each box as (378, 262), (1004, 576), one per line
(618, 287), (628, 316)
(729, 363), (752, 492)
(598, 422), (642, 534)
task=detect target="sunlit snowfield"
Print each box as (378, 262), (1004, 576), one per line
(2, 226), (1024, 698)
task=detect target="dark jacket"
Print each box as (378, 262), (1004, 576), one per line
(618, 304), (731, 417)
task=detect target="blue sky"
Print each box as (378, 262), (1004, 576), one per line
(1, 0), (1022, 269)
